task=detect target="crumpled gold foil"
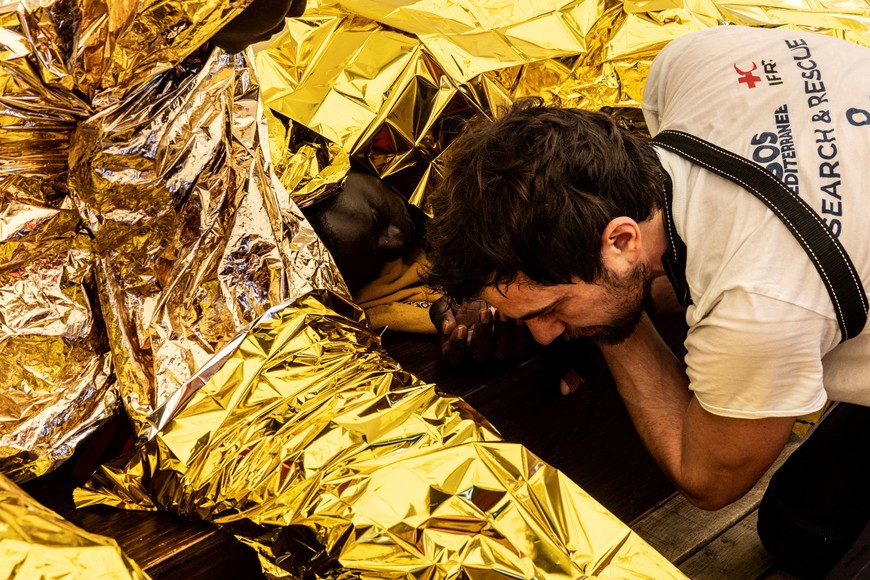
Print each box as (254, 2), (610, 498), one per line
(76, 290), (685, 579)
(257, 0), (870, 212)
(67, 47), (346, 435)
(12, 0), (866, 575)
(1, 1), (112, 481)
(1, 0), (345, 480)
(0, 473), (148, 579)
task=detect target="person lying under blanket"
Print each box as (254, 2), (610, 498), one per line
(301, 169), (533, 366)
(301, 170), (436, 333)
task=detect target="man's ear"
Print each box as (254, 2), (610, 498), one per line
(600, 217), (642, 267)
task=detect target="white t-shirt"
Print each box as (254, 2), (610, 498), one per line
(642, 25), (870, 418)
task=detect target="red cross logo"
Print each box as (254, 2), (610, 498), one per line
(734, 63), (761, 89)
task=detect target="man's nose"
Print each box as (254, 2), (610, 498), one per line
(525, 318), (565, 345)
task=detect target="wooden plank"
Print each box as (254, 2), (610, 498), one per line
(68, 506), (227, 571)
(679, 510), (803, 580)
(21, 472), (263, 578)
(630, 439), (799, 564)
(678, 511), (774, 579)
(145, 527), (264, 579)
(763, 569), (804, 579)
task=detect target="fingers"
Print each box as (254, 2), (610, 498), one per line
(560, 368), (586, 396)
(467, 307), (493, 364)
(433, 297), (482, 368)
(430, 296), (456, 334)
(491, 310), (514, 364)
(440, 314), (456, 336)
(433, 299), (529, 368)
(441, 324), (468, 368)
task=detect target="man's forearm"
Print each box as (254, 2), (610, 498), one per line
(599, 314), (692, 489)
(598, 313), (793, 509)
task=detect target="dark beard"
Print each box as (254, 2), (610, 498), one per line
(587, 297), (649, 345)
(568, 264), (653, 346)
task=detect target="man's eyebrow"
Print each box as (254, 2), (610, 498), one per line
(517, 299), (560, 321)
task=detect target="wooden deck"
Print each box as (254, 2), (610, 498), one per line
(20, 319), (799, 578)
(630, 439), (802, 579)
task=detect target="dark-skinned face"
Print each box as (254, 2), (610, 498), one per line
(303, 171), (417, 293)
(210, 0), (306, 53)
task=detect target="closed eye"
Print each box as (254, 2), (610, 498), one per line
(533, 309), (556, 321)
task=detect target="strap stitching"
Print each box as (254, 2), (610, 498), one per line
(655, 131), (868, 338)
(659, 173), (690, 305)
(661, 184), (680, 272)
(673, 131), (866, 311)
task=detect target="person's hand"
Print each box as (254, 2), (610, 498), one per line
(429, 297), (530, 368)
(559, 368), (586, 396)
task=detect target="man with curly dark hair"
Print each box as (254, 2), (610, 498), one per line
(427, 100), (663, 346)
(425, 26), (870, 578)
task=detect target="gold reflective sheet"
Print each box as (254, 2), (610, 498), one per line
(257, 0), (870, 212)
(1, 0), (344, 480)
(7, 0), (870, 576)
(68, 48), (344, 435)
(0, 473), (148, 579)
(0, 1), (109, 482)
(77, 290), (685, 579)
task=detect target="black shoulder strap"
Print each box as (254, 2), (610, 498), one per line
(652, 129), (867, 342)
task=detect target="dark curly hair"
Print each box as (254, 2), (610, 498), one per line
(424, 98), (664, 303)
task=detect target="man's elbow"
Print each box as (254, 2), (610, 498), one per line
(683, 491), (740, 511)
(679, 477), (756, 510)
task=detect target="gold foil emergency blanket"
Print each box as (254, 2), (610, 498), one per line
(0, 473), (148, 579)
(0, 1), (111, 482)
(22, 0), (251, 104)
(1, 0), (345, 480)
(256, 0), (870, 212)
(76, 290), (685, 579)
(67, 47), (345, 435)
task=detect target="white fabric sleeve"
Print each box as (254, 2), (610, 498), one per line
(642, 27), (734, 135)
(640, 47), (664, 135)
(641, 28), (706, 135)
(684, 289), (834, 418)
